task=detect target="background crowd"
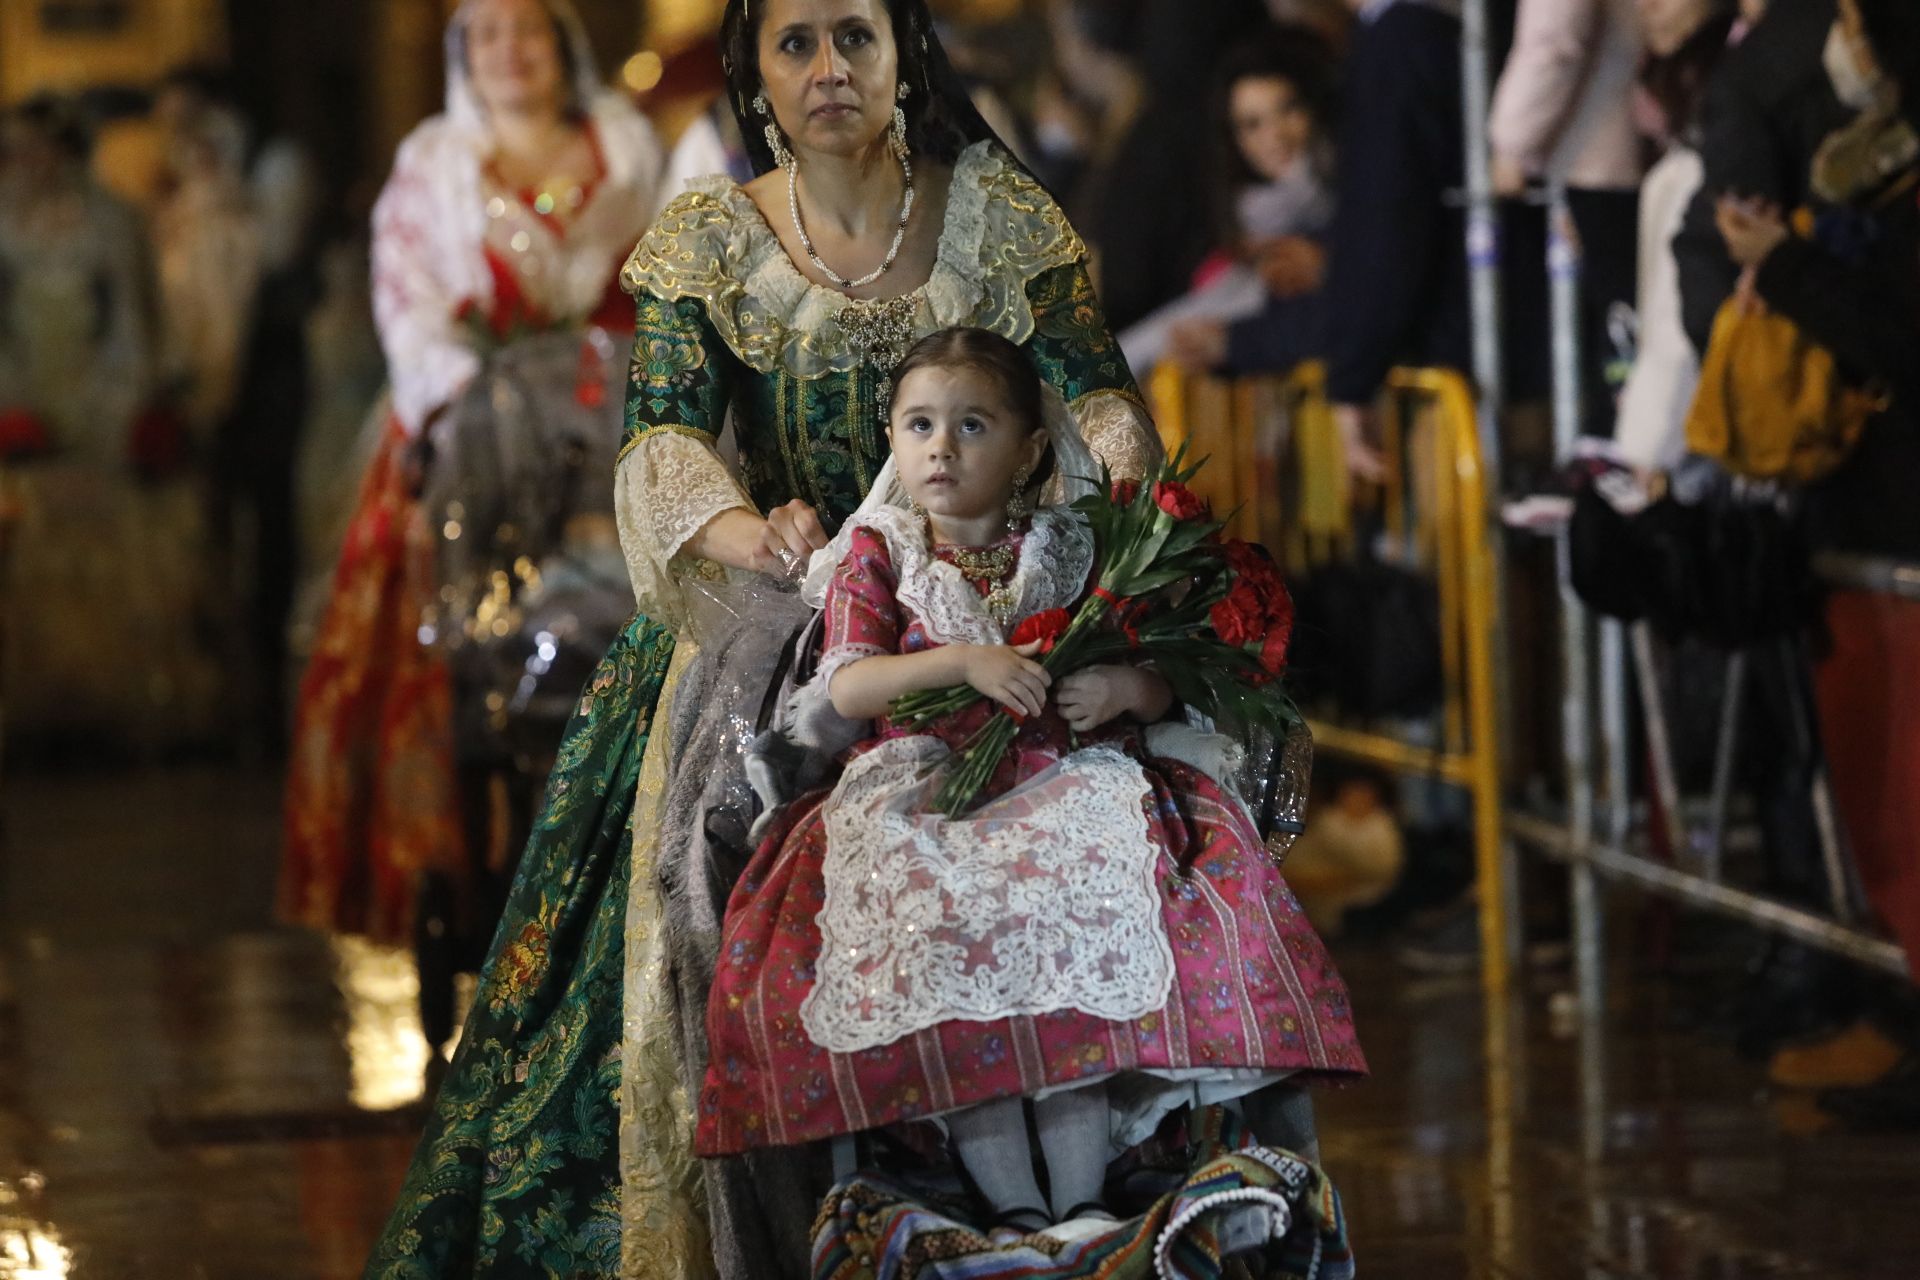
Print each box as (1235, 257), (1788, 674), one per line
(4, 0), (1920, 1130)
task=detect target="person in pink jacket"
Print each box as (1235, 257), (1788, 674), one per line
(1489, 0), (1646, 435)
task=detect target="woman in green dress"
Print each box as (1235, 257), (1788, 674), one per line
(365, 1), (1157, 1276)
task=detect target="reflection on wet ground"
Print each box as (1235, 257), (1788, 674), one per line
(1, 766), (1916, 1277)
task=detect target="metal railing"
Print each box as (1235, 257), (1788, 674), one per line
(1149, 361), (1514, 996)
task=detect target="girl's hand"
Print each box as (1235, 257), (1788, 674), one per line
(1055, 665), (1171, 732)
(963, 641), (1051, 718)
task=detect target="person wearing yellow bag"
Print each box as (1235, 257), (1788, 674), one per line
(1711, 0), (1920, 1119)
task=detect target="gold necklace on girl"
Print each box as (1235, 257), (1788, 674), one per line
(923, 518), (1019, 629)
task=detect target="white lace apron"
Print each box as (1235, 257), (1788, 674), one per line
(799, 506), (1176, 1053)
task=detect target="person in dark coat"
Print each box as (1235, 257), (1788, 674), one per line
(1319, 0), (1549, 480)
(1671, 0), (1850, 357)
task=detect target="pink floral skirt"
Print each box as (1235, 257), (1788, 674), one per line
(697, 749), (1365, 1156)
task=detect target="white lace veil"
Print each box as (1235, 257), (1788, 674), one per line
(801, 383), (1104, 607)
(443, 0), (603, 137)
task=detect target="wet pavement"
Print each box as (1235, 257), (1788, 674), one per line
(2, 764), (1916, 1278)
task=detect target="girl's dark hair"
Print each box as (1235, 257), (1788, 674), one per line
(1856, 0), (1920, 133)
(1637, 4), (1737, 145)
(891, 327), (1045, 436)
(718, 0), (1011, 176)
(1207, 25), (1335, 249)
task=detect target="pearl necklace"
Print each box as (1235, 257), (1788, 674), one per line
(788, 151), (915, 291)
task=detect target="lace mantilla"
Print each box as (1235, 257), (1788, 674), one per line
(849, 505), (1093, 653)
(619, 141), (1083, 381)
(802, 739), (1175, 1054)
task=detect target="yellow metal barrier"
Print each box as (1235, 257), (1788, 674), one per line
(1151, 361), (1510, 994)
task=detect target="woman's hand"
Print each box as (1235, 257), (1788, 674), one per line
(1055, 664), (1172, 732)
(691, 501), (830, 576)
(748, 499), (829, 578)
(1255, 236), (1328, 298)
(1716, 195), (1789, 269)
(963, 641), (1052, 718)
(1332, 403), (1388, 483)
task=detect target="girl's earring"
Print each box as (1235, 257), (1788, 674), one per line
(754, 94), (794, 170)
(1006, 463), (1034, 527)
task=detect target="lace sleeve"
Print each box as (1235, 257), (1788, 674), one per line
(370, 134), (482, 437)
(1022, 260), (1163, 482)
(816, 525), (900, 689)
(613, 289), (752, 634)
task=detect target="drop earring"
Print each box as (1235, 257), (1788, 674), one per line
(891, 81), (910, 161)
(1006, 462), (1034, 528)
(754, 93), (793, 170)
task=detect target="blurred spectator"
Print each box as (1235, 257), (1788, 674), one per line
(1320, 0), (1473, 480)
(1489, 0), (1645, 434)
(152, 97), (263, 446)
(1077, 0), (1273, 331)
(1613, 0), (1739, 472)
(1672, 0), (1848, 358)
(1121, 28), (1337, 375)
(0, 96), (224, 751)
(1731, 0), (1920, 1115)
(1029, 0), (1145, 223)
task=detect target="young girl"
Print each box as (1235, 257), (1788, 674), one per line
(697, 328), (1363, 1239)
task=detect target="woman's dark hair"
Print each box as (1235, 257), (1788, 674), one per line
(1637, 4), (1737, 144)
(890, 327), (1046, 437)
(1207, 25), (1335, 250)
(718, 0), (1011, 175)
(1855, 0), (1920, 133)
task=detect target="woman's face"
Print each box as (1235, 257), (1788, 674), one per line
(1229, 75), (1313, 184)
(757, 0), (900, 161)
(1637, 0), (1720, 57)
(466, 0), (567, 119)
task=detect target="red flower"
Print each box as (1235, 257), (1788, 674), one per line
(1009, 608), (1073, 654)
(1221, 539), (1293, 629)
(1259, 618), (1293, 675)
(1209, 580), (1266, 648)
(1111, 478), (1141, 506)
(1153, 479), (1211, 522)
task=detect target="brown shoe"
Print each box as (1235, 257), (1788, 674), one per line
(1769, 1020), (1907, 1090)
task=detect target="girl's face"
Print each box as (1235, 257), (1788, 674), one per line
(889, 364), (1046, 528)
(467, 0), (567, 119)
(757, 0), (900, 161)
(1229, 75), (1312, 183)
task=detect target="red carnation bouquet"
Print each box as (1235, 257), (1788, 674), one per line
(890, 447), (1298, 816)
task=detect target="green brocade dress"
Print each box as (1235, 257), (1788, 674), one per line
(365, 141), (1159, 1279)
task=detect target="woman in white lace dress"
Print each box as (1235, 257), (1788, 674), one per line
(280, 0), (662, 946)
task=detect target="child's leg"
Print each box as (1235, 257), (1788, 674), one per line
(1034, 1082), (1111, 1219)
(950, 1096), (1048, 1224)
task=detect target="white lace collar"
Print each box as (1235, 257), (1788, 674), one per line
(853, 505), (1094, 649)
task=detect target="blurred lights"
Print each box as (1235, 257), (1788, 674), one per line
(0, 1225), (71, 1280)
(622, 51), (664, 95)
(329, 937), (430, 1112)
